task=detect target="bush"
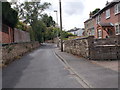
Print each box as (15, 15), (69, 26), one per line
(2, 2), (18, 28)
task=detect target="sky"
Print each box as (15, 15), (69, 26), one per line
(8, 0), (113, 30)
(41, 0), (113, 30)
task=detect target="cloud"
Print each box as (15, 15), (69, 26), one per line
(63, 1), (84, 16)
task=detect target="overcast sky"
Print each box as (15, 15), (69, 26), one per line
(8, 0), (113, 30)
(41, 0), (113, 30)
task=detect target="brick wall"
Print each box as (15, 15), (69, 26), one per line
(0, 24), (30, 44)
(1, 24), (14, 43)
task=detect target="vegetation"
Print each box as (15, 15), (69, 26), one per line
(2, 2), (18, 28)
(5, 1), (74, 43)
(91, 8), (100, 15)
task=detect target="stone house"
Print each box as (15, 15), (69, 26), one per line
(84, 0), (120, 39)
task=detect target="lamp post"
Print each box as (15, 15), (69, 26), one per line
(59, 0), (63, 52)
(54, 10), (59, 38)
(54, 10), (58, 27)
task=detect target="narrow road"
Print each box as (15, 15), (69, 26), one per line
(3, 44), (83, 88)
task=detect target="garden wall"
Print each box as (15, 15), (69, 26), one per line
(2, 42), (40, 66)
(63, 35), (120, 60)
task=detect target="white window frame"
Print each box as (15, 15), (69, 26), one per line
(96, 15), (101, 24)
(115, 23), (120, 35)
(115, 3), (120, 15)
(106, 9), (110, 19)
(98, 29), (102, 38)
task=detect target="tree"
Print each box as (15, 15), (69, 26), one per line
(91, 8), (100, 15)
(12, 2), (51, 42)
(2, 2), (18, 28)
(12, 2), (51, 26)
(41, 14), (55, 27)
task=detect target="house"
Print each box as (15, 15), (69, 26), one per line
(67, 27), (84, 36)
(84, 17), (95, 36)
(84, 0), (120, 39)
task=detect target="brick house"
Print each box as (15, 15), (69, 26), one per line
(84, 0), (120, 39)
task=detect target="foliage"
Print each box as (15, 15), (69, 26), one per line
(12, 2), (51, 42)
(62, 31), (76, 38)
(42, 14), (56, 27)
(45, 27), (60, 40)
(2, 2), (18, 28)
(12, 2), (51, 26)
(91, 8), (100, 15)
(16, 21), (30, 31)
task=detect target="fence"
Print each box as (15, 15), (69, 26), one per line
(0, 24), (30, 44)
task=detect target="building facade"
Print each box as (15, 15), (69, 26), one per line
(84, 0), (120, 39)
(67, 28), (84, 36)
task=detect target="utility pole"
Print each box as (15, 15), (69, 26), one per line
(59, 0), (63, 52)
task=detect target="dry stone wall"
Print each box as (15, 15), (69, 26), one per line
(2, 42), (40, 65)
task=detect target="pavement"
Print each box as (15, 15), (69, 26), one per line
(55, 48), (118, 88)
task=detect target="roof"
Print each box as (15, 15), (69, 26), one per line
(92, 1), (119, 18)
(84, 18), (92, 23)
(99, 23), (114, 27)
(67, 28), (85, 32)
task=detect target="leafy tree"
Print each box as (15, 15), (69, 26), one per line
(91, 8), (100, 15)
(2, 2), (18, 28)
(12, 2), (51, 42)
(42, 14), (55, 27)
(62, 31), (75, 38)
(12, 2), (51, 26)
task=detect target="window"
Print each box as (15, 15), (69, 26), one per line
(98, 29), (102, 38)
(96, 15), (101, 24)
(115, 3), (120, 14)
(106, 9), (110, 19)
(115, 24), (120, 35)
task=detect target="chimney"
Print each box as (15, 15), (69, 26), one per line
(106, 1), (109, 5)
(89, 12), (93, 18)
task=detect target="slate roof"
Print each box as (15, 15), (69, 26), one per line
(99, 23), (114, 27)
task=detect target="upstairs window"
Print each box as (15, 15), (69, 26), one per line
(106, 9), (110, 19)
(96, 15), (101, 24)
(115, 3), (120, 14)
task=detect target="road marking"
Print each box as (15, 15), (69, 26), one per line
(54, 50), (93, 88)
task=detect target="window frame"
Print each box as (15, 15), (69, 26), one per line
(115, 24), (120, 35)
(115, 3), (120, 15)
(106, 9), (110, 19)
(98, 29), (102, 38)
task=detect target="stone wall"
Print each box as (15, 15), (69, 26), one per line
(63, 35), (120, 60)
(2, 42), (40, 65)
(64, 36), (94, 58)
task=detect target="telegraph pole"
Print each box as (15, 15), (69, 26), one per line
(59, 0), (63, 52)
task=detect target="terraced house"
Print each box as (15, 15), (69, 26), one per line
(84, 0), (120, 39)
